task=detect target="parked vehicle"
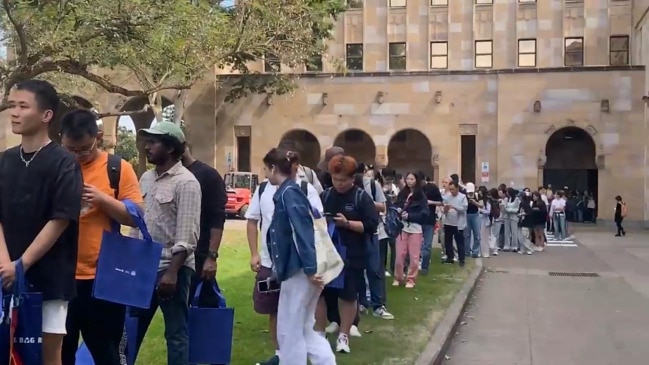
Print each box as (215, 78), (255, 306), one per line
(224, 172), (259, 218)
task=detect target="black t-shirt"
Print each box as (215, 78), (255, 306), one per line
(321, 187), (379, 269)
(466, 193), (479, 214)
(422, 183), (443, 224)
(187, 160), (227, 256)
(0, 143), (82, 301)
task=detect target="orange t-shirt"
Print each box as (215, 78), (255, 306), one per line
(77, 152), (144, 279)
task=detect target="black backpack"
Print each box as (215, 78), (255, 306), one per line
(107, 154), (122, 199)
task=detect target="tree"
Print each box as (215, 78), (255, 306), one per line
(114, 126), (138, 163)
(0, 0), (346, 118)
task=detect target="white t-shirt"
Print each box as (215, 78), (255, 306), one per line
(541, 194), (549, 207)
(245, 178), (324, 268)
(550, 198), (566, 215)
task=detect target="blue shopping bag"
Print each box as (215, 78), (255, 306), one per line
(188, 281), (234, 365)
(93, 200), (163, 309)
(0, 260), (43, 365)
(326, 222), (346, 289)
(75, 342), (93, 365)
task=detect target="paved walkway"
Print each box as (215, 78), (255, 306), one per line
(444, 227), (649, 365)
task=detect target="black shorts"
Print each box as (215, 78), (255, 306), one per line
(321, 267), (364, 302)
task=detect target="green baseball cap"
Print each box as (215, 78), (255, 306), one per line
(138, 121), (186, 143)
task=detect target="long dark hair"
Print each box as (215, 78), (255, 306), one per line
(397, 172), (424, 202)
(507, 188), (518, 202)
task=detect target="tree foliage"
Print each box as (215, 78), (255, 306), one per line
(0, 0), (346, 118)
(114, 125), (137, 162)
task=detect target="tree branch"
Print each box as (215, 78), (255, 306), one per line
(95, 105), (152, 119)
(2, 0), (28, 64)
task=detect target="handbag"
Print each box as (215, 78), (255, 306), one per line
(92, 200), (163, 308)
(188, 280), (234, 364)
(311, 210), (345, 286)
(0, 260), (42, 365)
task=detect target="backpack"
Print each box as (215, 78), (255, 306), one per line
(383, 204), (403, 238)
(621, 202), (628, 218)
(107, 154), (122, 199)
(322, 186), (366, 213)
(258, 180), (308, 227)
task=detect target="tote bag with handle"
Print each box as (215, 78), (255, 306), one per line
(93, 199), (163, 308)
(188, 280), (234, 364)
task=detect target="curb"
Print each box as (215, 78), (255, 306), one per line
(414, 261), (485, 365)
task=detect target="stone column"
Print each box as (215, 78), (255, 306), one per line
(375, 144), (388, 168)
(101, 116), (118, 153)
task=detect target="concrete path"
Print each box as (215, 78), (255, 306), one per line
(444, 227), (649, 365)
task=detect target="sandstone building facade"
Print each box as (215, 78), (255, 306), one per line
(1, 0), (649, 225)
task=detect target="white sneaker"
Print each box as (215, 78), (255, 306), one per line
(385, 271), (392, 277)
(336, 334), (350, 353)
(350, 325), (362, 337)
(325, 322), (339, 334)
(373, 306), (395, 320)
(358, 305), (367, 314)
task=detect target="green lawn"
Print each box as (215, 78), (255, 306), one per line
(134, 230), (473, 365)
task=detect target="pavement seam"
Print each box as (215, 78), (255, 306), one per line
(414, 262), (485, 365)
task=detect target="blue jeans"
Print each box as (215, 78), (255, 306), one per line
(554, 213), (566, 240)
(464, 214), (481, 256)
(420, 224), (435, 272)
(131, 266), (193, 365)
(358, 235), (386, 310)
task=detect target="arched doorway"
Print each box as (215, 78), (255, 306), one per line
(278, 129), (321, 168)
(333, 129), (376, 166)
(544, 126), (597, 195)
(387, 129), (434, 180)
(50, 95), (95, 142)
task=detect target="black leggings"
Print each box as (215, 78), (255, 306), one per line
(379, 238), (395, 274)
(615, 217), (624, 235)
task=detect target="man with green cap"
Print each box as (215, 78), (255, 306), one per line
(130, 121), (202, 365)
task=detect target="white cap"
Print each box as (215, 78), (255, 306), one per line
(465, 182), (476, 193)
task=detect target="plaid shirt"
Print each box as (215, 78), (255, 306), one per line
(139, 162), (201, 271)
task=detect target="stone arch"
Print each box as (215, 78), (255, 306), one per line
(49, 95), (95, 142)
(542, 126), (598, 196)
(333, 129), (376, 166)
(278, 129), (321, 169)
(387, 129), (434, 179)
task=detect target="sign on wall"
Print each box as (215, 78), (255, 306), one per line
(481, 162), (490, 183)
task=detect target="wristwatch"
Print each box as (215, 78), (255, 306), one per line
(207, 250), (219, 260)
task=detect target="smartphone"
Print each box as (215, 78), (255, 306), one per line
(257, 278), (280, 293)
(323, 212), (337, 217)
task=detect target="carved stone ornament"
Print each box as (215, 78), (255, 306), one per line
(586, 124), (598, 136)
(544, 124), (556, 135)
(533, 100), (541, 113)
(432, 153), (440, 167)
(566, 119), (576, 126)
(537, 151), (546, 168)
(596, 154), (605, 169)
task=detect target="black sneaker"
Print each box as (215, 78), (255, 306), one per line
(459, 261), (465, 267)
(256, 354), (280, 365)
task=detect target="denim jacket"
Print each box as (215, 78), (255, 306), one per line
(395, 193), (429, 226)
(267, 178), (317, 282)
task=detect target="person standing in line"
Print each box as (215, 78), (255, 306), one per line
(0, 80), (83, 365)
(246, 152), (324, 365)
(442, 181), (467, 267)
(131, 122), (201, 365)
(59, 110), (143, 365)
(420, 173), (443, 275)
(503, 188), (521, 252)
(463, 183), (483, 258)
(181, 145), (227, 299)
(614, 195), (626, 237)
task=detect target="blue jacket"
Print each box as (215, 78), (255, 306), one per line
(267, 178), (317, 282)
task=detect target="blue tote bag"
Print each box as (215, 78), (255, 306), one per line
(326, 222), (346, 290)
(188, 281), (234, 364)
(93, 200), (163, 309)
(0, 260), (43, 365)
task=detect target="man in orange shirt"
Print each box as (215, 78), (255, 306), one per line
(58, 109), (144, 365)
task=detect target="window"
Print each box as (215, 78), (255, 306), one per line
(348, 0), (363, 9)
(264, 53), (280, 73)
(518, 39), (536, 67)
(431, 0), (448, 5)
(305, 54), (323, 72)
(430, 41), (448, 69)
(610, 35), (629, 65)
(389, 42), (407, 70)
(475, 0), (493, 4)
(390, 0), (406, 6)
(346, 44), (363, 71)
(564, 37), (583, 66)
(474, 40), (493, 68)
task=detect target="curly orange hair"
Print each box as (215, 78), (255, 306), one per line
(328, 155), (357, 177)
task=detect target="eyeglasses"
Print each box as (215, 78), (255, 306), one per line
(65, 139), (96, 156)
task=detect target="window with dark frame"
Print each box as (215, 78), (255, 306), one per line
(564, 37), (583, 66)
(263, 53), (281, 73)
(348, 0), (363, 9)
(306, 54), (323, 72)
(518, 39), (536, 67)
(389, 42), (407, 70)
(609, 35), (629, 66)
(475, 40), (493, 68)
(346, 44), (364, 71)
(430, 41), (448, 69)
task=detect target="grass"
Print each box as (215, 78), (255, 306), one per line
(133, 228), (473, 365)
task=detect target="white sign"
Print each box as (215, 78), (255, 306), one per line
(480, 162), (490, 183)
